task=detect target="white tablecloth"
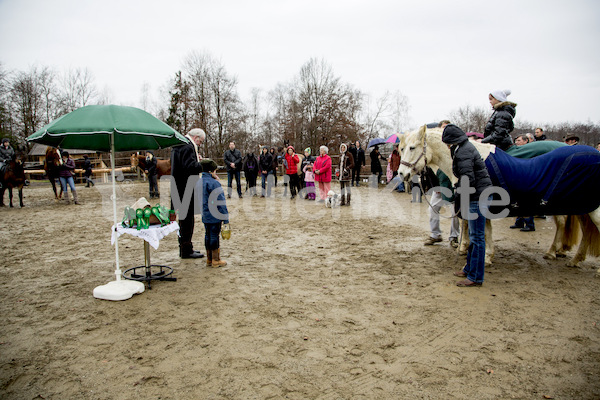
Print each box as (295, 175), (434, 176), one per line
(111, 222), (180, 250)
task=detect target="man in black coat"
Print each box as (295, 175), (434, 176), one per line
(83, 155), (94, 187)
(243, 152), (259, 197)
(534, 127), (547, 141)
(352, 140), (366, 186)
(224, 141), (243, 199)
(442, 124), (492, 287)
(171, 128), (205, 259)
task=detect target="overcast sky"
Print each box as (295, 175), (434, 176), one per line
(1, 0), (599, 131)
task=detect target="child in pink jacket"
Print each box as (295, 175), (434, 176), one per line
(303, 163), (316, 200)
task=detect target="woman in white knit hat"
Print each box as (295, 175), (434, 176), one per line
(481, 89), (517, 151)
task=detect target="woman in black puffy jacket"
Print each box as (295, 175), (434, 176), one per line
(481, 89), (517, 151)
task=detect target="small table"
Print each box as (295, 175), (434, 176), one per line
(111, 222), (180, 289)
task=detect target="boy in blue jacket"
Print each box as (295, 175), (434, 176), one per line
(201, 159), (229, 267)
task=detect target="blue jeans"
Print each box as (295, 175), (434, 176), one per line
(227, 170), (242, 197)
(261, 171), (274, 197)
(59, 176), (75, 193)
(464, 200), (486, 284)
(204, 222), (222, 251)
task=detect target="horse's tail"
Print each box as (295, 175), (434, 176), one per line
(580, 213), (600, 258)
(560, 215), (581, 252)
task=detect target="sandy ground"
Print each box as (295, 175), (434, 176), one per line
(0, 179), (599, 400)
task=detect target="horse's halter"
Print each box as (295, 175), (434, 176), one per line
(400, 134), (428, 173)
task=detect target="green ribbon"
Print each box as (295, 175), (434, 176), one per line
(152, 205), (170, 226)
(122, 203), (174, 229)
(143, 208), (152, 229)
(136, 208), (145, 230)
(121, 206), (137, 228)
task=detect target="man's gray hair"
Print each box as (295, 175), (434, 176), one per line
(188, 128), (206, 139)
(320, 145), (329, 154)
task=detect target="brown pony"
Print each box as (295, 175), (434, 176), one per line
(130, 153), (171, 177)
(1, 157), (26, 207)
(44, 146), (63, 199)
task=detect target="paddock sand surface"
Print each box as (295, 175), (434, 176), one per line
(0, 180), (599, 400)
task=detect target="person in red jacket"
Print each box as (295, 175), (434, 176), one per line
(313, 145), (332, 202)
(284, 146), (301, 199)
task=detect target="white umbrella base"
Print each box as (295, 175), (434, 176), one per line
(93, 280), (145, 301)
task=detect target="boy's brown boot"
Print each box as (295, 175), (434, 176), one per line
(206, 248), (213, 266)
(211, 248), (227, 268)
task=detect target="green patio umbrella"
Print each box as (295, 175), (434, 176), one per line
(27, 105), (189, 300)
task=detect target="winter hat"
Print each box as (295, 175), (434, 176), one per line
(1, 138), (9, 144)
(490, 89), (511, 102)
(340, 143), (347, 153)
(442, 124), (468, 145)
(200, 158), (218, 172)
(304, 147), (311, 155)
(61, 150), (69, 157)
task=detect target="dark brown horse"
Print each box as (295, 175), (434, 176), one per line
(1, 157), (26, 207)
(44, 146), (62, 199)
(130, 153), (171, 178)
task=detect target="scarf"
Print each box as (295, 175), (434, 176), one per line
(186, 134), (202, 162)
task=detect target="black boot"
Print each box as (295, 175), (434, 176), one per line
(179, 239), (205, 259)
(180, 247), (205, 259)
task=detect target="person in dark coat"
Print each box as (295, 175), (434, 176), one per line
(0, 138), (15, 188)
(370, 145), (385, 184)
(223, 141), (243, 199)
(352, 141), (366, 186)
(534, 127), (547, 141)
(145, 151), (159, 198)
(83, 154), (94, 187)
(442, 124), (492, 287)
(269, 147), (278, 187)
(259, 146), (274, 197)
(339, 143), (354, 206)
(243, 151), (259, 197)
(0, 138), (15, 165)
(171, 128), (205, 259)
(348, 143), (358, 185)
(481, 89), (517, 151)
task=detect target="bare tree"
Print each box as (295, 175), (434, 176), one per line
(449, 105), (489, 133)
(0, 63), (14, 139)
(361, 91), (392, 140)
(244, 87), (264, 152)
(58, 67), (98, 114)
(10, 66), (48, 143)
(165, 51), (244, 158)
(139, 81), (151, 111)
(271, 58), (363, 152)
(391, 90), (411, 133)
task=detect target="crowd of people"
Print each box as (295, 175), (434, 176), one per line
(4, 86), (599, 283)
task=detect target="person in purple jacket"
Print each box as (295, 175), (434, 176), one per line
(58, 151), (79, 204)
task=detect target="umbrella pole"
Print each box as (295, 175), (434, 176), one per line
(110, 132), (122, 281)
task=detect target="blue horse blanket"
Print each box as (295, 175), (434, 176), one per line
(485, 145), (600, 216)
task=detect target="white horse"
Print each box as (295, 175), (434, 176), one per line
(398, 125), (600, 274)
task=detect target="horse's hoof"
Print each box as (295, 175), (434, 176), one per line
(458, 250), (467, 256)
(566, 261), (579, 268)
(543, 253), (556, 260)
(556, 253), (567, 258)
